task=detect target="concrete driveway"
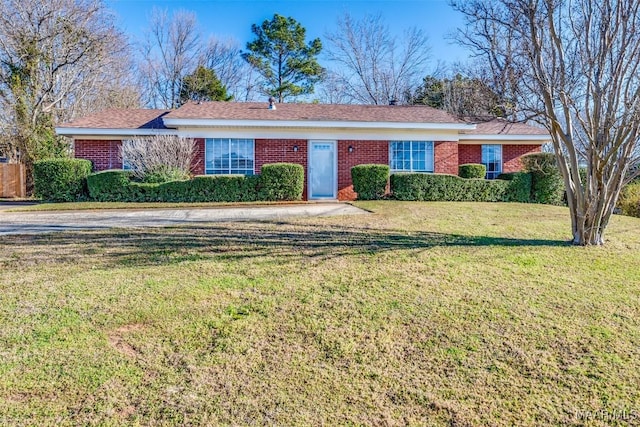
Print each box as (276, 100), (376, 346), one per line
(0, 203), (368, 235)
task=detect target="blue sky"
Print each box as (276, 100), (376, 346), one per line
(106, 0), (470, 64)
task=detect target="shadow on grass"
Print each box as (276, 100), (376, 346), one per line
(0, 221), (569, 269)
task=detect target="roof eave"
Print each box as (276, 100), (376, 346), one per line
(55, 128), (177, 137)
(459, 134), (550, 142)
(161, 118), (476, 131)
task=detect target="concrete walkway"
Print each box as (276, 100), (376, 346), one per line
(0, 203), (368, 235)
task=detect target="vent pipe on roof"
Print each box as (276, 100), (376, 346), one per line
(389, 99), (398, 106)
(268, 96), (276, 110)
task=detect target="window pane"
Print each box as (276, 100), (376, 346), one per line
(389, 140), (433, 172)
(482, 144), (502, 179)
(206, 139), (254, 175)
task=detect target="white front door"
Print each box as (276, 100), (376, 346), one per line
(308, 141), (337, 199)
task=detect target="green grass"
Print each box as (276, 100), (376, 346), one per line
(6, 200), (310, 212)
(1, 201), (639, 426)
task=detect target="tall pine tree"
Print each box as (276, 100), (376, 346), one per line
(243, 14), (324, 102)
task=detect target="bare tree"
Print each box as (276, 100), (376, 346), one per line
(139, 8), (201, 109)
(452, 0), (640, 245)
(408, 73), (510, 119)
(201, 37), (260, 101)
(121, 135), (197, 182)
(0, 0), (135, 167)
(314, 71), (353, 104)
(325, 13), (431, 105)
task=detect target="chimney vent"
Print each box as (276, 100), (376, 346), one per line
(268, 96), (277, 110)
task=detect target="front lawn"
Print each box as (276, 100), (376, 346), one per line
(1, 202), (639, 426)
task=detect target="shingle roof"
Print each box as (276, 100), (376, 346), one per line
(59, 109), (170, 129)
(462, 118), (548, 136)
(56, 104), (549, 139)
(164, 101), (464, 124)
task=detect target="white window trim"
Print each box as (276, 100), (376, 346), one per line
(204, 138), (255, 175)
(389, 140), (435, 173)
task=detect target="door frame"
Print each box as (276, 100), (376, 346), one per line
(307, 140), (338, 200)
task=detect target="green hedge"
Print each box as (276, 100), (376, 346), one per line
(189, 175), (259, 202)
(85, 163), (303, 203)
(390, 173), (511, 202)
(497, 172), (533, 203)
(87, 170), (133, 201)
(257, 163), (304, 201)
(33, 158), (92, 202)
(351, 164), (390, 200)
(459, 163), (486, 179)
(521, 153), (564, 205)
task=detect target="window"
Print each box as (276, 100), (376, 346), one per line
(389, 141), (434, 172)
(482, 144), (502, 179)
(121, 140), (133, 170)
(205, 138), (254, 175)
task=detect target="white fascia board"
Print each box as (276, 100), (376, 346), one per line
(162, 118), (476, 131)
(55, 128), (178, 137)
(174, 127), (461, 142)
(459, 134), (550, 142)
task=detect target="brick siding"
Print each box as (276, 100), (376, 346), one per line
(434, 141), (458, 175)
(503, 144), (541, 173)
(458, 144), (482, 166)
(255, 139), (308, 199)
(192, 138), (205, 175)
(458, 144), (541, 174)
(74, 140), (122, 171)
(337, 140), (389, 200)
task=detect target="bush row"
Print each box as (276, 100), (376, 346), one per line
(390, 172), (531, 202)
(38, 162), (304, 203)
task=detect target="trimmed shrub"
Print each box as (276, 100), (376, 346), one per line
(33, 158), (92, 202)
(497, 172), (532, 203)
(258, 163), (304, 201)
(618, 180), (640, 218)
(390, 173), (510, 202)
(87, 170), (133, 201)
(459, 163), (486, 179)
(142, 164), (190, 183)
(351, 164), (390, 200)
(188, 175), (259, 202)
(521, 153), (564, 205)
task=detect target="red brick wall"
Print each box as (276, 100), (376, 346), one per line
(192, 138), (205, 175)
(74, 140), (122, 171)
(458, 144), (482, 166)
(503, 144), (541, 173)
(458, 144), (541, 174)
(255, 139), (308, 199)
(337, 140), (389, 200)
(434, 141), (458, 175)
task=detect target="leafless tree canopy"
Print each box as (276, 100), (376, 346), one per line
(120, 135), (197, 181)
(0, 0), (137, 162)
(324, 13), (431, 105)
(202, 37), (259, 101)
(139, 8), (201, 109)
(452, 0), (640, 245)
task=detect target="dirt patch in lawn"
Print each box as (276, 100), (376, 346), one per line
(107, 324), (145, 358)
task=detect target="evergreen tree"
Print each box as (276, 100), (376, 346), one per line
(179, 66), (231, 104)
(243, 14), (324, 102)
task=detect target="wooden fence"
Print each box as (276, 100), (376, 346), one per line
(0, 163), (26, 198)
